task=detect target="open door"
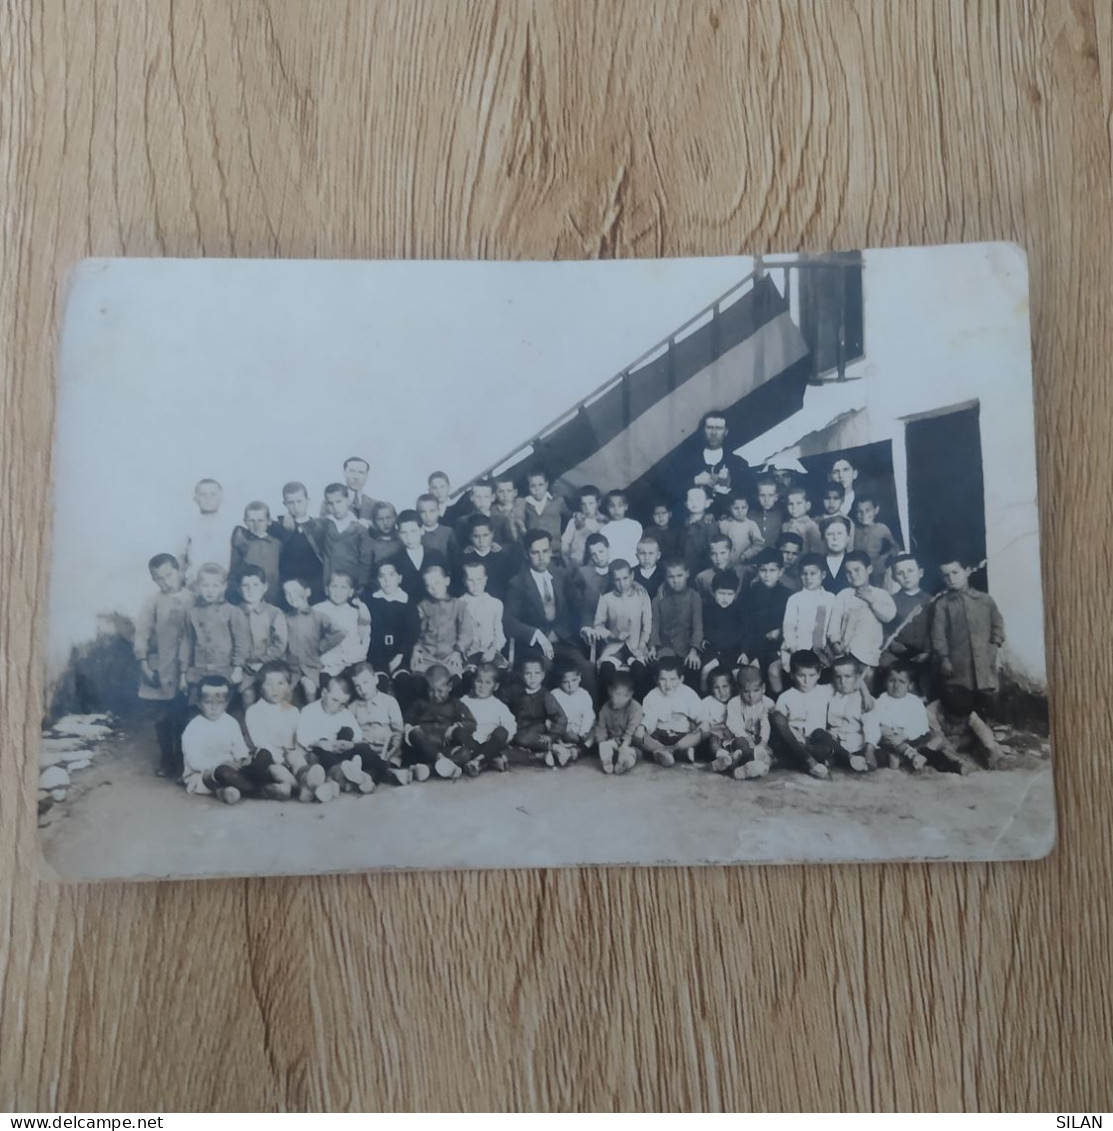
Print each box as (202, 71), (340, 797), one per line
(904, 403), (987, 591)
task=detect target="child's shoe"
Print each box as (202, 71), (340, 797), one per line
(710, 751), (734, 774)
(614, 749), (637, 774)
(340, 757), (365, 785)
(260, 783), (293, 802)
(848, 755), (869, 773)
(435, 755), (462, 780)
(909, 752), (928, 772)
(386, 766), (413, 786)
(270, 765), (297, 786)
(297, 784), (316, 803)
(734, 759), (769, 780)
(807, 762), (829, 779)
(217, 786), (241, 805)
(304, 763), (326, 788)
(357, 774), (376, 794)
(601, 758), (615, 775)
(464, 758), (483, 777)
(542, 750), (556, 768)
(653, 748), (675, 768)
(489, 753), (509, 773)
(553, 744), (574, 767)
(315, 780), (341, 803)
(410, 763), (431, 782)
(684, 747), (697, 764)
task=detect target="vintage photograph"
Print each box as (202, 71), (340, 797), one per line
(39, 244), (1052, 880)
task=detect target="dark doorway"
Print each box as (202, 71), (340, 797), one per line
(905, 404), (987, 592)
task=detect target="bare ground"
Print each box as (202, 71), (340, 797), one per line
(38, 724), (1055, 881)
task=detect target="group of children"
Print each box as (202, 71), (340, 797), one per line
(134, 450), (1008, 804)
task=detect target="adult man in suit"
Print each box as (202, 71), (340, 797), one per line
(319, 456), (380, 526)
(504, 530), (596, 696)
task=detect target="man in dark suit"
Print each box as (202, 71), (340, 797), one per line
(504, 530), (596, 696)
(318, 456), (380, 526)
(669, 411), (750, 512)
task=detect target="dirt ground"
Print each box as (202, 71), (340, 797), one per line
(38, 724), (1055, 881)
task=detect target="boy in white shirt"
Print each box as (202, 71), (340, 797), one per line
(781, 554), (837, 670)
(313, 571), (372, 682)
(700, 670), (734, 764)
(771, 650), (834, 778)
(721, 667), (775, 779)
(180, 675), (251, 803)
(561, 485), (605, 567)
(602, 489), (643, 566)
(457, 662), (518, 776)
(873, 663), (955, 771)
(827, 551), (897, 681)
(718, 493), (764, 568)
(635, 658), (705, 767)
(808, 655), (879, 773)
(294, 674), (361, 802)
(551, 666), (596, 759)
(243, 661), (302, 796)
(459, 560), (507, 668)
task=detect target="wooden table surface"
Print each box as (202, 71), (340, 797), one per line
(1, 0), (1110, 1113)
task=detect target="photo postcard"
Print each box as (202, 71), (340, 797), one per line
(38, 243), (1053, 880)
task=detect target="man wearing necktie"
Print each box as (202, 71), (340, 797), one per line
(504, 530), (597, 696)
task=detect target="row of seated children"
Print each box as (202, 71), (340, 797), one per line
(180, 640), (985, 808)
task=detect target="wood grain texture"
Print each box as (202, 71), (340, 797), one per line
(1, 0), (1110, 1112)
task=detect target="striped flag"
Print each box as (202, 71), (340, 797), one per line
(478, 274), (812, 511)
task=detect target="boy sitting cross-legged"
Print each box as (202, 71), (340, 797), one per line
(293, 674), (361, 802)
(700, 670), (735, 766)
(507, 657), (577, 768)
(770, 649), (835, 779)
(348, 662), (413, 786)
(806, 655), (879, 774)
(635, 656), (705, 767)
(180, 675), (251, 803)
(551, 665), (596, 760)
(719, 666), (775, 779)
(456, 661), (517, 776)
(404, 664), (477, 780)
(873, 662), (963, 773)
(589, 671), (642, 774)
(242, 661), (303, 800)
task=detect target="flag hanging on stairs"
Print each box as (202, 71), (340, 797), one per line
(478, 273), (813, 510)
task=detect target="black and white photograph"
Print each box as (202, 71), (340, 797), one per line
(40, 243), (1052, 880)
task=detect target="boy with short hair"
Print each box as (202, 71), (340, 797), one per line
(458, 513), (514, 600)
(367, 501), (403, 575)
(588, 559), (652, 683)
(551, 666), (596, 759)
(633, 535), (665, 598)
(827, 550), (897, 681)
(720, 667), (775, 779)
(405, 664), (476, 779)
(243, 661), (302, 798)
(182, 478), (236, 586)
(770, 650), (835, 779)
(508, 657), (575, 767)
(680, 485), (718, 575)
(880, 553), (935, 689)
(321, 482), (373, 594)
(417, 492), (459, 565)
(589, 671), (642, 774)
(313, 571), (372, 681)
(561, 485), (605, 567)
(180, 675), (252, 803)
(390, 509), (448, 600)
(349, 662), (413, 786)
(700, 670), (735, 765)
(781, 553), (836, 671)
(700, 569), (746, 689)
(695, 534), (742, 599)
(135, 553), (192, 777)
(455, 662), (517, 776)
(648, 499), (682, 562)
(411, 562), (474, 679)
(522, 468), (569, 558)
(931, 556), (1006, 709)
(575, 533), (612, 629)
(738, 548), (789, 690)
(237, 565), (289, 707)
(271, 481), (326, 604)
(820, 515), (854, 592)
(775, 531), (804, 592)
(492, 474), (528, 547)
(283, 578), (347, 704)
(753, 476), (784, 548)
(459, 559), (507, 667)
(926, 682), (1002, 771)
(231, 502), (283, 605)
(180, 563), (249, 700)
(873, 663), (958, 772)
(807, 655), (879, 773)
(635, 657), (705, 766)
(649, 560), (703, 676)
(366, 561), (420, 680)
(427, 470), (454, 521)
(293, 674), (359, 801)
(853, 494), (900, 585)
(719, 493), (764, 568)
(782, 487), (823, 556)
(602, 489), (643, 566)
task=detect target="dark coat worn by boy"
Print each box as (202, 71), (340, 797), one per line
(930, 588), (1005, 691)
